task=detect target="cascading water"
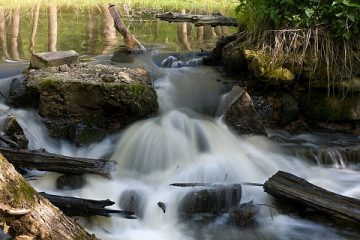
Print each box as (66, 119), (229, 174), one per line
(0, 52), (359, 240)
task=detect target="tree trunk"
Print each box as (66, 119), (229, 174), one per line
(264, 171), (360, 226)
(0, 154), (98, 239)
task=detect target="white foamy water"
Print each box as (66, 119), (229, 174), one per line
(0, 54), (359, 240)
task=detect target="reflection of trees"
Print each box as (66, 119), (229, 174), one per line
(85, 8), (98, 55)
(0, 8), (9, 61)
(177, 9), (191, 51)
(101, 4), (118, 54)
(29, 2), (40, 54)
(9, 8), (21, 60)
(203, 26), (216, 40)
(48, 5), (57, 52)
(196, 26), (204, 41)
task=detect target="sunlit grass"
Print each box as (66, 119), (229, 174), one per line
(0, 0), (238, 13)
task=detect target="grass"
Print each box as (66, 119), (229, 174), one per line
(0, 0), (238, 12)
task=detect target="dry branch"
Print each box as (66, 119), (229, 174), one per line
(108, 4), (146, 53)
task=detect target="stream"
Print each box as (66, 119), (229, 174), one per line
(0, 6), (360, 240)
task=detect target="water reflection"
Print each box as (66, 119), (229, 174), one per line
(0, 4), (234, 62)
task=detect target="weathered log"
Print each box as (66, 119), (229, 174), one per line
(108, 4), (146, 53)
(156, 12), (238, 27)
(0, 147), (115, 177)
(0, 154), (97, 239)
(264, 171), (360, 225)
(40, 193), (136, 218)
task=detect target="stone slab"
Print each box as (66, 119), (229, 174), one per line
(30, 50), (79, 69)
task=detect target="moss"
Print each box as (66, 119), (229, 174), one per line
(0, 154), (36, 208)
(244, 49), (294, 82)
(38, 78), (59, 90)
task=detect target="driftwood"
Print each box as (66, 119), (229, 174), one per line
(264, 171), (360, 226)
(0, 154), (97, 239)
(156, 12), (238, 27)
(108, 4), (146, 53)
(0, 147), (115, 177)
(40, 193), (136, 218)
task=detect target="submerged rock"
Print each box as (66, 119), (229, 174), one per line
(229, 200), (260, 226)
(8, 62), (158, 146)
(178, 186), (242, 217)
(119, 190), (145, 218)
(56, 174), (87, 190)
(219, 86), (266, 135)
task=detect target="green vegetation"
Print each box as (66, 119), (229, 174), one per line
(0, 0), (237, 12)
(235, 0), (360, 86)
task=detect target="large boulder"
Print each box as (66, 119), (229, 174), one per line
(219, 86), (266, 135)
(8, 63), (158, 146)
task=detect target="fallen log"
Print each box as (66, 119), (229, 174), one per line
(40, 193), (136, 218)
(0, 147), (115, 177)
(108, 4), (146, 53)
(156, 12), (238, 27)
(264, 171), (360, 226)
(0, 154), (97, 239)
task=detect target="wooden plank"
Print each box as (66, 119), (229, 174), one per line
(264, 171), (360, 224)
(0, 147), (115, 177)
(156, 12), (238, 27)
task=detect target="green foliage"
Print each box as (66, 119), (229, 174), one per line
(236, 0), (360, 39)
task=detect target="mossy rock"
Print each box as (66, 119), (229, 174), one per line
(244, 50), (294, 83)
(9, 63), (159, 146)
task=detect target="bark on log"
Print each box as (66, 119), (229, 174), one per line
(156, 12), (238, 27)
(264, 171), (360, 225)
(0, 147), (115, 177)
(108, 4), (146, 53)
(0, 154), (97, 239)
(40, 193), (136, 218)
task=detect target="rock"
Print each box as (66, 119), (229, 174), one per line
(229, 200), (259, 226)
(220, 86), (266, 135)
(59, 64), (70, 72)
(203, 34), (237, 66)
(30, 50), (79, 69)
(3, 114), (28, 149)
(178, 186), (242, 217)
(56, 174), (87, 190)
(7, 77), (39, 108)
(9, 63), (158, 146)
(119, 190), (145, 218)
